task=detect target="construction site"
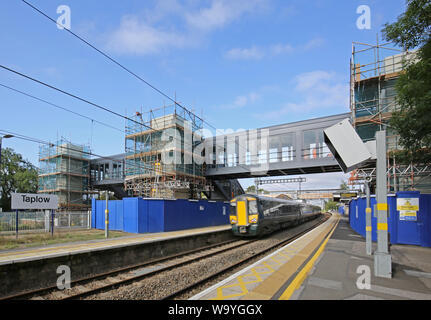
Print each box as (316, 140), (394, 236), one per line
(124, 104), (212, 199)
(349, 41), (431, 193)
(38, 139), (94, 210)
(34, 40), (431, 210)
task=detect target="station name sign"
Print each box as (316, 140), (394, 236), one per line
(11, 193), (59, 210)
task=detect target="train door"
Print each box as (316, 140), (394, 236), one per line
(237, 200), (248, 226)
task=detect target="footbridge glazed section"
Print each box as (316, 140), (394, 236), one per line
(204, 113), (350, 180)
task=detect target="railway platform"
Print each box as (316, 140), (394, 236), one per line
(0, 225), (231, 265)
(191, 214), (431, 300)
(0, 225), (232, 298)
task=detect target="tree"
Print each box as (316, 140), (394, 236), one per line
(245, 185), (269, 194)
(339, 180), (349, 190)
(325, 201), (338, 212)
(0, 147), (38, 211)
(98, 192), (118, 200)
(382, 0), (431, 164)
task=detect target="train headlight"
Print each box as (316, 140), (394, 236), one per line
(248, 215), (258, 224)
(229, 216), (237, 224)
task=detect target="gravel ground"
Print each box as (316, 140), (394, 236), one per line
(84, 216), (326, 300)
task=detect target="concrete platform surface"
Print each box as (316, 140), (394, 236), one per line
(191, 214), (431, 300)
(191, 214), (339, 300)
(292, 215), (431, 300)
(0, 225), (231, 265)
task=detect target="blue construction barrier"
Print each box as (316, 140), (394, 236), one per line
(349, 191), (431, 247)
(92, 198), (230, 234)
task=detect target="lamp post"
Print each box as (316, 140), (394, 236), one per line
(0, 135), (14, 212)
(0, 134), (14, 167)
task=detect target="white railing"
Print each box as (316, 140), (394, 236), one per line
(0, 211), (91, 235)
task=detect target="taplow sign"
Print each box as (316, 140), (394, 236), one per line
(11, 193), (59, 210)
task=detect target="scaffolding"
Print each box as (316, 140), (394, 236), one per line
(124, 104), (211, 199)
(38, 139), (93, 210)
(350, 40), (417, 148)
(349, 41), (430, 192)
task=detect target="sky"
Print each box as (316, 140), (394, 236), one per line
(0, 0), (407, 191)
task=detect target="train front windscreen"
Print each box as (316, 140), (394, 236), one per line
(229, 196), (259, 233)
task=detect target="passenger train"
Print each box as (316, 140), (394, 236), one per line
(229, 194), (321, 236)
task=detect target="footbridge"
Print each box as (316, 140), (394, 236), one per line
(204, 113), (349, 179)
(89, 113), (350, 199)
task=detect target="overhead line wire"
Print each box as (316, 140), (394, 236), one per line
(0, 129), (175, 177)
(0, 82), (124, 133)
(0, 64), (153, 131)
(20, 0), (204, 125)
(19, 0), (255, 172)
(19, 0), (246, 142)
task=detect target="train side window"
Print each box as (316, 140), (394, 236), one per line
(261, 200), (271, 216)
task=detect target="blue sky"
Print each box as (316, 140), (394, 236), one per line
(0, 0), (406, 190)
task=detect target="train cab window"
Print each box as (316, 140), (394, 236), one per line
(248, 200), (258, 215)
(230, 202), (236, 215)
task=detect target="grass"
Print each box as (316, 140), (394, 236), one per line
(0, 229), (132, 251)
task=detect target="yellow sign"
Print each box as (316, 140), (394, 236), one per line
(397, 198), (419, 211)
(340, 193), (357, 198)
(399, 211), (417, 221)
(400, 211), (417, 217)
(397, 198), (419, 221)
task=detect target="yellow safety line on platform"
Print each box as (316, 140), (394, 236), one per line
(278, 215), (340, 300)
(211, 252), (284, 300)
(212, 268), (269, 300)
(207, 217), (336, 301)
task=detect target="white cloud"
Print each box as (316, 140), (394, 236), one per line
(224, 46), (264, 60)
(234, 92), (260, 107)
(106, 0), (267, 55)
(302, 37), (325, 50)
(224, 37), (324, 60)
(256, 70), (349, 119)
(220, 91), (261, 109)
(270, 43), (294, 55)
(185, 0), (264, 32)
(106, 16), (189, 55)
(295, 70), (335, 91)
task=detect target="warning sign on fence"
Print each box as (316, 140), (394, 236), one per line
(397, 198), (419, 221)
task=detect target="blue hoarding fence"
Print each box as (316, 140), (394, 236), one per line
(348, 191), (431, 248)
(92, 198), (230, 234)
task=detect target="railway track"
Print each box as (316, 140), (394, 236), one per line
(1, 238), (254, 300)
(161, 213), (330, 300)
(2, 213), (330, 300)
